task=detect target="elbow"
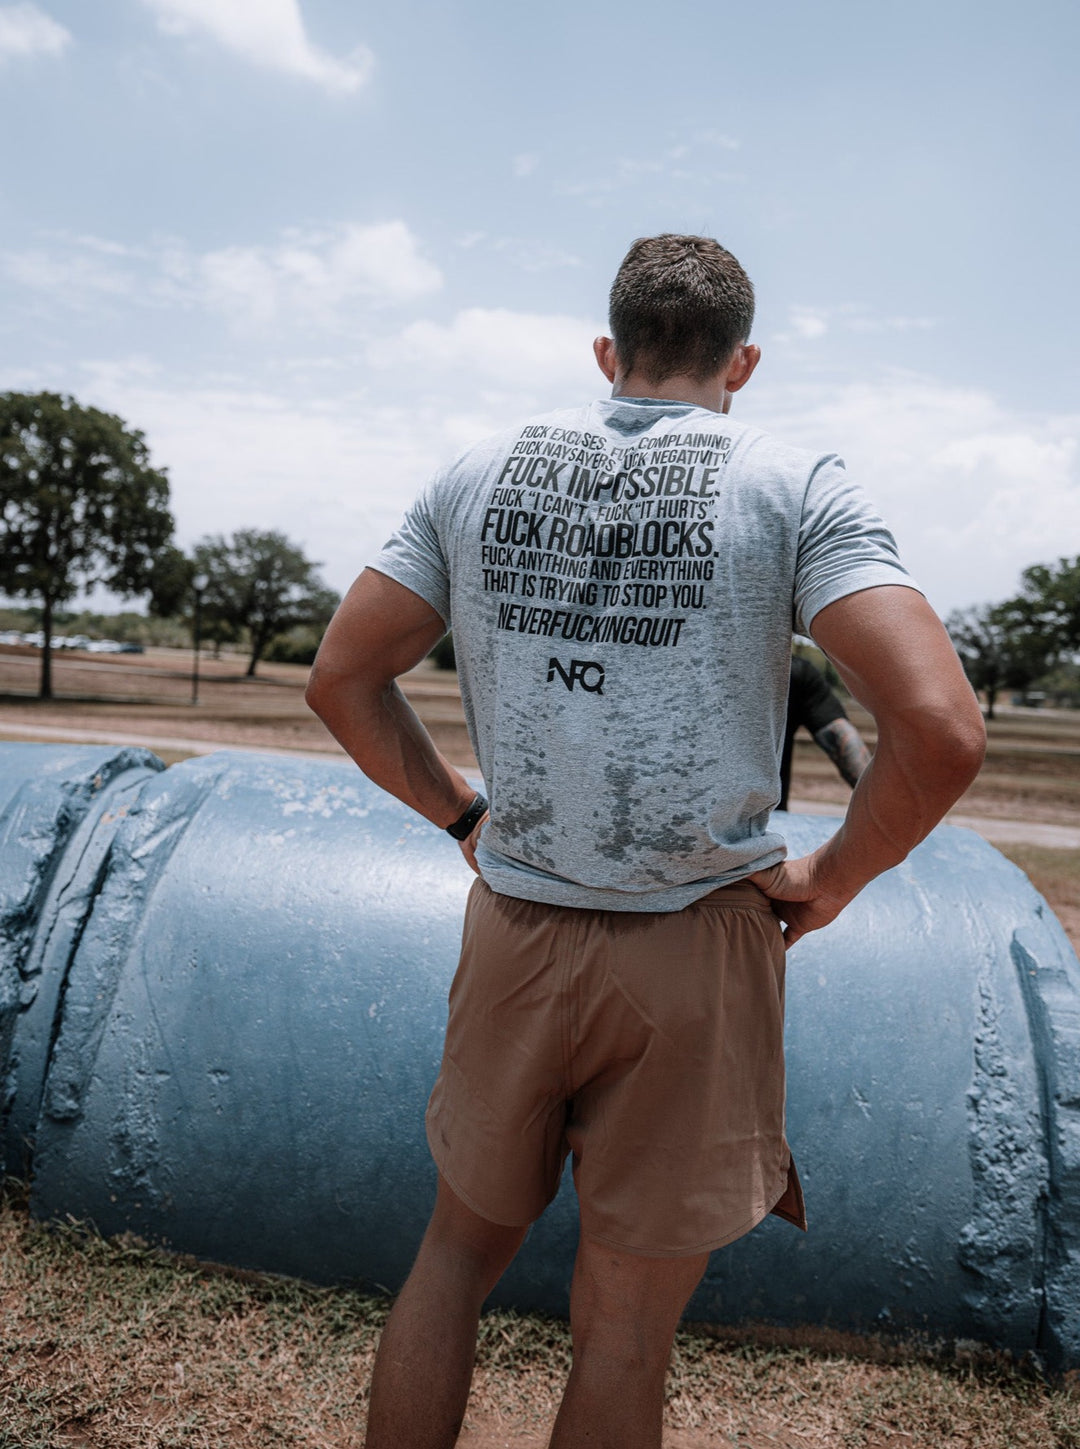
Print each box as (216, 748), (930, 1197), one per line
(916, 698), (987, 792)
(305, 662), (392, 728)
(944, 717), (987, 788)
(304, 664), (333, 721)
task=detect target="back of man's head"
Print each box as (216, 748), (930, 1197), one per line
(608, 234), (755, 385)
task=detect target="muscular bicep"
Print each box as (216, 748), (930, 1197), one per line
(309, 567), (449, 690)
(809, 585), (981, 737)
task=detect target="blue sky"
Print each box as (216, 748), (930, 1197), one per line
(1, 0), (1077, 616)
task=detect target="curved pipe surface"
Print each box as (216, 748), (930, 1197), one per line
(1, 744), (1077, 1367)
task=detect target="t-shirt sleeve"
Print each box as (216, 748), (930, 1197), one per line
(368, 480), (451, 628)
(794, 455), (919, 636)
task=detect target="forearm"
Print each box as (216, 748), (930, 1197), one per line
(754, 588), (986, 947)
(811, 714), (982, 899)
(309, 671), (477, 830)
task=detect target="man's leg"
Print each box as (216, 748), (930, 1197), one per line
(548, 1234), (709, 1449)
(364, 1174), (527, 1449)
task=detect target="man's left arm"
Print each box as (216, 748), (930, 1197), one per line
(305, 568), (486, 870)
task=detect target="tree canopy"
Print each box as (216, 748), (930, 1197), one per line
(1012, 557), (1080, 657)
(191, 529), (339, 677)
(0, 392), (174, 697)
(945, 602), (1053, 720)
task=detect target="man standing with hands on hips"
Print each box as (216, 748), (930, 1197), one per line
(306, 234), (985, 1449)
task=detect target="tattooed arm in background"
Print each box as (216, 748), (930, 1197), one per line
(812, 717), (872, 789)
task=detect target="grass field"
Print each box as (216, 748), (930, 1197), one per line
(2, 1182), (1078, 1449)
(1, 643), (1079, 1446)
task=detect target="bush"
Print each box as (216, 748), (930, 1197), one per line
(264, 625), (325, 666)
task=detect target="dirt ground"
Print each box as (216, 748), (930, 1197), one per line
(2, 641), (1078, 821)
(2, 1189), (1077, 1449)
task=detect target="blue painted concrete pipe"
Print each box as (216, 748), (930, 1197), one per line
(2, 743), (1078, 1367)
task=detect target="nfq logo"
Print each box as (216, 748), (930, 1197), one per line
(547, 657), (605, 695)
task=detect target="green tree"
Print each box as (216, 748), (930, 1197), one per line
(191, 529), (338, 677)
(946, 602), (1052, 720)
(0, 392), (174, 698)
(1011, 556), (1080, 656)
(146, 542), (196, 620)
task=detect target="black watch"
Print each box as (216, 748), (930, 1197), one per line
(446, 793), (489, 841)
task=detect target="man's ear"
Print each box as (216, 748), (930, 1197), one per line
(723, 343), (761, 395)
(593, 335), (619, 384)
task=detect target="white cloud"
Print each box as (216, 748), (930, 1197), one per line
(4, 222), (442, 328)
(369, 308), (601, 389)
(140, 0), (372, 94)
(775, 303), (937, 345)
(696, 129), (740, 150)
(57, 364), (446, 594)
(3, 248), (132, 303)
(742, 374), (1080, 615)
(185, 222), (442, 324)
(0, 3), (70, 61)
(787, 306), (829, 341)
(6, 350), (1074, 620)
(67, 360), (1077, 618)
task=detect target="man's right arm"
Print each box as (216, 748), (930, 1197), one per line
(752, 585), (986, 947)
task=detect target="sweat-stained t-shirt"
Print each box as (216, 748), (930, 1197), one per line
(370, 396), (918, 912)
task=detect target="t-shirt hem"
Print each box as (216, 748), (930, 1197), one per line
(477, 848), (788, 913)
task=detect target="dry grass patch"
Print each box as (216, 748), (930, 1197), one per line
(997, 842), (1080, 951)
(3, 1183), (1080, 1448)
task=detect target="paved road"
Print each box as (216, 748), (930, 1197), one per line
(3, 718), (1076, 851)
(0, 718), (348, 765)
(787, 798), (1080, 850)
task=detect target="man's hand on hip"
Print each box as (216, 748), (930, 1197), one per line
(750, 851), (854, 950)
(458, 811), (489, 876)
(754, 585), (986, 952)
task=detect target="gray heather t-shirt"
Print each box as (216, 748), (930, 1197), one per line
(371, 397), (917, 911)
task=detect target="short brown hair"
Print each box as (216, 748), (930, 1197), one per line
(608, 234), (755, 384)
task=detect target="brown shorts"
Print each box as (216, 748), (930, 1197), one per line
(426, 878), (806, 1257)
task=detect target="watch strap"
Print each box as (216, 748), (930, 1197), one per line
(446, 793), (489, 841)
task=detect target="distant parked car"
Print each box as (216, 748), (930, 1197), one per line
(20, 631), (45, 648)
(116, 642), (144, 654)
(0, 631), (23, 646)
(85, 639), (124, 653)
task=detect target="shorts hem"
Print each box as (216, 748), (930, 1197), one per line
(426, 1116), (548, 1231)
(579, 1170), (796, 1259)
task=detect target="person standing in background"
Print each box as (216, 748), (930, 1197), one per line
(780, 655), (872, 811)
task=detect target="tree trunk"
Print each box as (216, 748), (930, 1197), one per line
(246, 640), (261, 678)
(39, 595), (54, 700)
(985, 684), (996, 721)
